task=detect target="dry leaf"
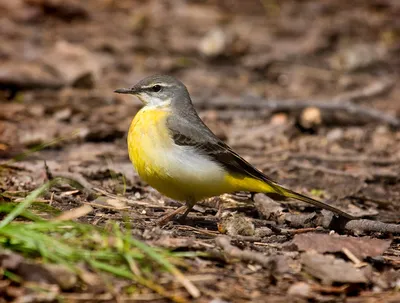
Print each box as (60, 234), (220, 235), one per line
(293, 233), (391, 259)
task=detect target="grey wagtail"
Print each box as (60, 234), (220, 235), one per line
(114, 75), (354, 221)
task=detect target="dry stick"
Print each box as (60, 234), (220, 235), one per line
(284, 212), (400, 234)
(195, 96), (400, 128)
(215, 236), (273, 268)
(332, 79), (394, 103)
(93, 187), (164, 209)
(93, 187), (175, 209)
(343, 219), (400, 234)
(289, 153), (399, 166)
(290, 161), (399, 182)
(176, 225), (219, 237)
(82, 201), (130, 211)
(288, 227), (320, 234)
(290, 161), (366, 178)
(54, 205), (94, 221)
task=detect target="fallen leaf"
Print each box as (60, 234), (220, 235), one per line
(293, 233), (391, 259)
(254, 194), (284, 220)
(301, 252), (367, 285)
(0, 249), (77, 290)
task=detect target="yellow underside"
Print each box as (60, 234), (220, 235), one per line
(128, 107), (275, 203)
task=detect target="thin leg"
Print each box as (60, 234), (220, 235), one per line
(156, 205), (187, 226)
(178, 203), (195, 222)
(215, 198), (224, 219)
(156, 199), (196, 226)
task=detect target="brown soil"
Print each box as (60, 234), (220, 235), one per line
(1, 0), (400, 302)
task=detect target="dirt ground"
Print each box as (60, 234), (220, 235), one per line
(1, 0), (400, 302)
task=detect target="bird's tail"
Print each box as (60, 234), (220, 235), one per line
(269, 182), (355, 220)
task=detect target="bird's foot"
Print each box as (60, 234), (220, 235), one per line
(175, 204), (195, 223)
(156, 205), (187, 226)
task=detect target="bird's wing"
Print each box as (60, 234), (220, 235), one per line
(166, 115), (276, 184)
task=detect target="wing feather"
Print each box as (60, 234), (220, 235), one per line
(167, 115), (276, 184)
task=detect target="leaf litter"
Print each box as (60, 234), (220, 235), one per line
(0, 0), (400, 302)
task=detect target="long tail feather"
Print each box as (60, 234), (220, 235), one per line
(271, 183), (355, 220)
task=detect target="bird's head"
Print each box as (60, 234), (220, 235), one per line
(114, 75), (191, 109)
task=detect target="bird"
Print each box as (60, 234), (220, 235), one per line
(114, 75), (354, 222)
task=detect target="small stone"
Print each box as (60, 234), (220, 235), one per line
(198, 28), (227, 58)
(270, 113), (288, 125)
(326, 128), (343, 142)
(287, 282), (312, 298)
(53, 108), (72, 121)
(218, 212), (255, 236)
(300, 107), (322, 129)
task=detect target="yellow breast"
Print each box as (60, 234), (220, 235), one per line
(128, 108), (173, 189)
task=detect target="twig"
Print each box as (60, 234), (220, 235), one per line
(82, 201), (130, 211)
(332, 79), (394, 103)
(215, 236), (273, 268)
(283, 211), (400, 234)
(289, 161), (366, 178)
(289, 153), (399, 166)
(54, 205), (94, 221)
(310, 284), (349, 294)
(342, 247), (368, 268)
(232, 235), (262, 242)
(288, 227), (320, 234)
(343, 219), (400, 234)
(176, 225), (219, 237)
(290, 161), (399, 182)
(92, 187), (174, 209)
(195, 96), (400, 128)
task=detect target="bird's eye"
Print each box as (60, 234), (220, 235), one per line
(151, 85), (162, 92)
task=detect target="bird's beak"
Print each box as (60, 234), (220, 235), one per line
(114, 88), (137, 94)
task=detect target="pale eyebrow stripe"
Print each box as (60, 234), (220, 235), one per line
(141, 83), (175, 89)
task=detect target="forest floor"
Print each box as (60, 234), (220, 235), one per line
(0, 0), (400, 302)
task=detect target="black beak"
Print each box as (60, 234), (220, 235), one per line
(114, 88), (136, 94)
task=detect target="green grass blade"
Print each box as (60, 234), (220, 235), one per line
(0, 183), (50, 228)
(128, 237), (200, 298)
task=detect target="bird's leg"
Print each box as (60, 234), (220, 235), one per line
(156, 205), (187, 226)
(156, 199), (196, 225)
(177, 202), (195, 222)
(215, 198), (224, 219)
